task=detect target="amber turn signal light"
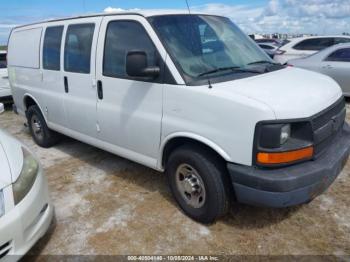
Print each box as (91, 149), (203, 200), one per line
(257, 147), (314, 165)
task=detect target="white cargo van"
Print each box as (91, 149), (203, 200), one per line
(7, 11), (350, 223)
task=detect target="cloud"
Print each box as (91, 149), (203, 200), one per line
(279, 0), (350, 19)
(258, 0), (350, 33)
(104, 7), (125, 13)
(193, 0), (350, 34)
(104, 7), (140, 13)
(264, 0), (279, 16)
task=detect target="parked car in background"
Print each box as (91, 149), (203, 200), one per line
(255, 38), (282, 46)
(0, 51), (11, 100)
(7, 11), (350, 223)
(289, 43), (350, 96)
(280, 39), (290, 46)
(274, 36), (350, 64)
(0, 116), (54, 260)
(258, 43), (279, 58)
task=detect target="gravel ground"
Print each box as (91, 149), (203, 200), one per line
(0, 104), (350, 257)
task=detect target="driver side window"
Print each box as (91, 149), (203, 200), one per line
(103, 20), (157, 80)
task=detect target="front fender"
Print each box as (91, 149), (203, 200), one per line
(158, 131), (232, 170)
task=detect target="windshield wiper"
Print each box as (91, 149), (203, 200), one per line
(197, 66), (262, 77)
(247, 60), (278, 65)
(197, 66), (240, 77)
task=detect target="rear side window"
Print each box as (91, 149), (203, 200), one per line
(64, 24), (95, 74)
(103, 21), (157, 79)
(334, 38), (350, 44)
(326, 48), (350, 62)
(43, 26), (63, 71)
(293, 38), (334, 51)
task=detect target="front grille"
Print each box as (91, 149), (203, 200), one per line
(312, 98), (346, 157)
(312, 98), (345, 130)
(0, 241), (11, 260)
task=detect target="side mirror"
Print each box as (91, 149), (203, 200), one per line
(126, 51), (160, 78)
(0, 103), (4, 114)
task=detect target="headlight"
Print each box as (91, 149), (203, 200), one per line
(255, 122), (313, 166)
(0, 190), (4, 218)
(280, 124), (291, 145)
(12, 147), (39, 205)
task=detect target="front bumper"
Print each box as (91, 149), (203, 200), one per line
(0, 167), (54, 261)
(228, 123), (350, 208)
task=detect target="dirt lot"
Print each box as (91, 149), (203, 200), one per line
(1, 105), (350, 256)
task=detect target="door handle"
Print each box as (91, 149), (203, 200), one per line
(64, 76), (69, 93)
(97, 80), (103, 100)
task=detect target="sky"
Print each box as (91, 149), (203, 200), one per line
(1, 0), (350, 45)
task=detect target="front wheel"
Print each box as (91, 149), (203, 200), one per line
(166, 145), (231, 224)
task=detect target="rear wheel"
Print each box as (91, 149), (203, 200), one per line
(166, 145), (231, 224)
(26, 105), (60, 148)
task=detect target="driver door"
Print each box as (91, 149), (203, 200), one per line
(95, 15), (165, 168)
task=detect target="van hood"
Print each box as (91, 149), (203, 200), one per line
(0, 130), (24, 189)
(213, 67), (342, 119)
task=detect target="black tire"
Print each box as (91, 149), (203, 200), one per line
(166, 145), (231, 224)
(26, 105), (60, 148)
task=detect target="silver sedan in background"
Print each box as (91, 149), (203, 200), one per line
(289, 43), (350, 96)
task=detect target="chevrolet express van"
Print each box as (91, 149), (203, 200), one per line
(7, 11), (350, 223)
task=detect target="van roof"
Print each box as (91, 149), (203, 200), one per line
(13, 9), (213, 30)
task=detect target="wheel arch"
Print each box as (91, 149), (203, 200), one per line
(159, 132), (231, 170)
(23, 94), (48, 122)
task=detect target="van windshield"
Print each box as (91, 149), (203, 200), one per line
(149, 15), (276, 84)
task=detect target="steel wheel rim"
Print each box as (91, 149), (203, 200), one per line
(175, 163), (206, 209)
(31, 115), (44, 140)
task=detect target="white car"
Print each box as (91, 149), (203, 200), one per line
(258, 43), (279, 58)
(274, 36), (350, 64)
(0, 51), (11, 99)
(0, 113), (54, 260)
(289, 43), (350, 97)
(7, 11), (350, 223)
